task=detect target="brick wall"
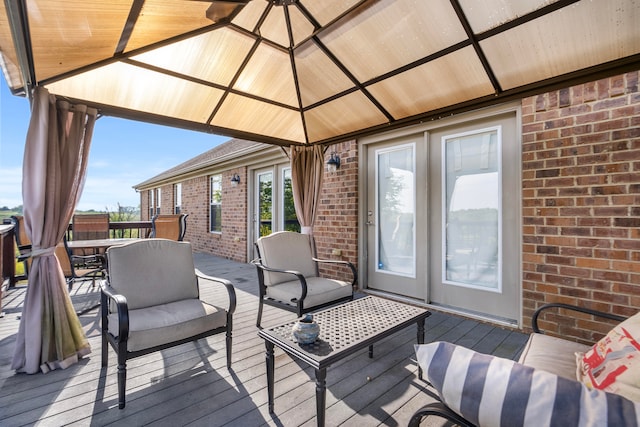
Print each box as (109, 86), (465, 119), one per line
(180, 170), (248, 260)
(141, 190), (150, 221)
(522, 71), (640, 342)
(164, 184), (175, 215)
(315, 140), (359, 280)
(182, 176), (210, 248)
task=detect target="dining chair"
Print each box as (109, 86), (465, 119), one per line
(149, 214), (188, 241)
(55, 237), (105, 290)
(10, 215), (31, 281)
(72, 213), (110, 256)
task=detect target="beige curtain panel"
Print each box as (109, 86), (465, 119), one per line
(290, 145), (324, 235)
(12, 87), (96, 374)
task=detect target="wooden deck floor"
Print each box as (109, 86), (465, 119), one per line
(0, 253), (528, 426)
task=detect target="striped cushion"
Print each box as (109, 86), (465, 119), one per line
(415, 342), (640, 427)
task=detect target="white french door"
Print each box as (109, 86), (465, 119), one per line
(364, 108), (520, 323)
(252, 165), (300, 249)
(428, 113), (519, 322)
(366, 137), (427, 300)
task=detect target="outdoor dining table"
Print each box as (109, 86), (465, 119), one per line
(258, 296), (431, 427)
(65, 237), (140, 251)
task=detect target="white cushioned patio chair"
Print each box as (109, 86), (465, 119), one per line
(252, 231), (356, 328)
(101, 239), (236, 409)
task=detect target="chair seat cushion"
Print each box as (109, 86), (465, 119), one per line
(518, 333), (590, 380)
(266, 276), (352, 309)
(108, 299), (227, 352)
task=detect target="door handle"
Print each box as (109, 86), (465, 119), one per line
(366, 210), (374, 225)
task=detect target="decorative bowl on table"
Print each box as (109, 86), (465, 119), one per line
(292, 314), (320, 344)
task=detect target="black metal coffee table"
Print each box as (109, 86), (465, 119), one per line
(258, 296), (431, 426)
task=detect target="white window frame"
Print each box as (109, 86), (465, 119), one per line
(374, 142), (417, 279)
(149, 189), (155, 219)
(210, 175), (222, 233)
(441, 125), (503, 293)
(174, 183), (182, 214)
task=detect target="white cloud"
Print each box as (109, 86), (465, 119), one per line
(0, 164), (144, 212)
(77, 175), (141, 212)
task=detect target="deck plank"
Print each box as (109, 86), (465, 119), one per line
(0, 253), (527, 426)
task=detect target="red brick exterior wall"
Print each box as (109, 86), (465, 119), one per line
(141, 190), (150, 221)
(522, 71), (640, 341)
(179, 170), (248, 260)
(315, 140), (359, 279)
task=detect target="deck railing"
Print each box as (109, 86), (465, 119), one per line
(64, 221), (153, 240)
(108, 221), (152, 238)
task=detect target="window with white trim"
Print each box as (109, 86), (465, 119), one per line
(174, 183), (182, 214)
(148, 189), (154, 219)
(156, 189), (161, 216)
(210, 175), (222, 233)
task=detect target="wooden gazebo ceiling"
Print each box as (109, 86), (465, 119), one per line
(1, 0), (639, 146)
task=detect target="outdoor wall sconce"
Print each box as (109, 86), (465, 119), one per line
(231, 173), (241, 186)
(327, 152), (341, 173)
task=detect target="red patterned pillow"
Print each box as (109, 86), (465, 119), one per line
(576, 312), (640, 402)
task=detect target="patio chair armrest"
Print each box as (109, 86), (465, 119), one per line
(17, 243), (31, 252)
(16, 246), (32, 262)
(195, 271), (237, 315)
(251, 259), (307, 281)
(312, 257), (357, 286)
(532, 302), (627, 334)
(409, 401), (475, 427)
(101, 284), (129, 341)
(251, 258), (308, 301)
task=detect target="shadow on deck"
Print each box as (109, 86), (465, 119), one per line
(0, 253), (527, 426)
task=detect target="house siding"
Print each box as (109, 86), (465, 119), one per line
(522, 71), (640, 341)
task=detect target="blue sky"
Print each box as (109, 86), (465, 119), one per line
(0, 74), (229, 211)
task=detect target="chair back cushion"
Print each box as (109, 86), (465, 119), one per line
(256, 231), (317, 286)
(106, 239), (198, 310)
(151, 214), (185, 240)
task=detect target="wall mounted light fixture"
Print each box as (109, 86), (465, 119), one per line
(231, 173), (241, 186)
(327, 152), (341, 173)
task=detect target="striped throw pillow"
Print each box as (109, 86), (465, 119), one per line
(415, 342), (640, 427)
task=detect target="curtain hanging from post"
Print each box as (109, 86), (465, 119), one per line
(12, 87), (96, 374)
(290, 145), (324, 235)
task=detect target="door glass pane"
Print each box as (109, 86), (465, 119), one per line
(210, 175), (222, 232)
(443, 128), (501, 289)
(258, 171), (273, 237)
(282, 168), (300, 232)
(376, 145), (415, 277)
